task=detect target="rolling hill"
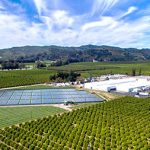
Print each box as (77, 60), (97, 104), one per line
(0, 45), (150, 62)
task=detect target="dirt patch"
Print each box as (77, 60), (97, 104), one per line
(51, 104), (72, 111)
(90, 90), (122, 101)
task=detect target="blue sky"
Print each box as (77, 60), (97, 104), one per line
(0, 0), (150, 48)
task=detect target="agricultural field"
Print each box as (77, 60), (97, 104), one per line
(1, 61), (150, 88)
(0, 97), (150, 150)
(0, 106), (66, 128)
(0, 69), (56, 88)
(49, 61), (150, 77)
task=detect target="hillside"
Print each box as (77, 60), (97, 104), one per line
(0, 97), (150, 149)
(0, 45), (150, 62)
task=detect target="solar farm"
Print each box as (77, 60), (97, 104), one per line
(0, 89), (103, 106)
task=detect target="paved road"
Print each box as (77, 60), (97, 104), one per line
(111, 91), (150, 98)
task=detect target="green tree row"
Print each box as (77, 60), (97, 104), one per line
(0, 97), (150, 150)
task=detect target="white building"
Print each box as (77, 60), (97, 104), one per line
(84, 76), (150, 92)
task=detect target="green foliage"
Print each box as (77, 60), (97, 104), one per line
(1, 61), (25, 70)
(49, 71), (80, 82)
(139, 68), (142, 75)
(131, 68), (136, 76)
(35, 61), (46, 69)
(0, 97), (150, 149)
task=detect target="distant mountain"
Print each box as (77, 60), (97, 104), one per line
(0, 45), (150, 62)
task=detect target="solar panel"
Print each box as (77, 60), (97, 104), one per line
(10, 96), (21, 100)
(0, 100), (8, 105)
(31, 99), (42, 104)
(0, 96), (10, 101)
(42, 97), (50, 99)
(13, 90), (23, 94)
(31, 96), (41, 100)
(19, 100), (30, 105)
(7, 100), (19, 105)
(21, 95), (30, 99)
(22, 90), (31, 93)
(0, 89), (103, 106)
(32, 94), (41, 97)
(51, 95), (63, 99)
(42, 99), (51, 104)
(2, 92), (13, 97)
(41, 91), (51, 95)
(32, 90), (41, 93)
(51, 99), (62, 103)
(74, 98), (86, 102)
(0, 91), (5, 97)
(21, 93), (31, 96)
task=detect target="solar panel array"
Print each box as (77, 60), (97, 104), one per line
(0, 89), (103, 106)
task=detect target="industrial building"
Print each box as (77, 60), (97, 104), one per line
(84, 76), (150, 93)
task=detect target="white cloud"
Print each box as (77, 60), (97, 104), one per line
(120, 6), (138, 18)
(0, 1), (150, 49)
(32, 0), (74, 29)
(81, 17), (118, 31)
(91, 0), (119, 15)
(79, 15), (150, 48)
(0, 9), (76, 48)
(33, 0), (46, 16)
(0, 12), (44, 48)
(81, 6), (138, 32)
(40, 10), (74, 31)
(51, 10), (74, 27)
(0, 9), (150, 49)
(33, 0), (67, 16)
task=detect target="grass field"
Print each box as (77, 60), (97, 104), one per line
(0, 102), (102, 128)
(0, 106), (66, 128)
(1, 61), (150, 88)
